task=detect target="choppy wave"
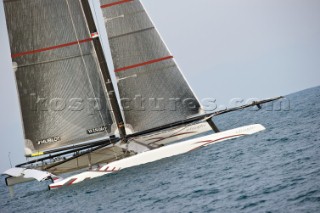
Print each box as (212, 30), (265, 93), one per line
(1, 86), (320, 213)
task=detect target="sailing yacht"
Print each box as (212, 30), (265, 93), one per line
(2, 0), (281, 190)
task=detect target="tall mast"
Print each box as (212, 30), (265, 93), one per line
(80, 0), (126, 140)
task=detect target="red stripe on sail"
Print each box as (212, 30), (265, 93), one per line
(11, 38), (93, 58)
(115, 56), (174, 72)
(100, 0), (134, 9)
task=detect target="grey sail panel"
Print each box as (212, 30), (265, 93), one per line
(100, 0), (204, 133)
(4, 0), (115, 155)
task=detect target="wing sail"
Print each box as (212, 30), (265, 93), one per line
(4, 0), (116, 155)
(99, 0), (205, 133)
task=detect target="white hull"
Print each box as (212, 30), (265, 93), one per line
(49, 124), (265, 189)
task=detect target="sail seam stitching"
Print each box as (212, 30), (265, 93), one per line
(13, 53), (93, 69)
(109, 27), (155, 40)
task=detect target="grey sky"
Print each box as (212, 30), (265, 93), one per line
(0, 0), (319, 172)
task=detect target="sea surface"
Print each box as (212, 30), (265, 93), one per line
(1, 86), (320, 213)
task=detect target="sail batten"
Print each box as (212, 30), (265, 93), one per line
(11, 37), (94, 59)
(108, 26), (154, 40)
(15, 53), (94, 69)
(100, 0), (134, 9)
(115, 55), (174, 73)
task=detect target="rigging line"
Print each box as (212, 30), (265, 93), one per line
(133, 119), (206, 146)
(139, 0), (206, 115)
(66, 0), (107, 133)
(127, 97), (283, 140)
(89, 0), (119, 127)
(16, 142), (112, 167)
(163, 119), (212, 141)
(43, 143), (111, 170)
(84, 0), (127, 138)
(158, 122), (203, 142)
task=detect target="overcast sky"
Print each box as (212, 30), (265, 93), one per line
(0, 0), (320, 172)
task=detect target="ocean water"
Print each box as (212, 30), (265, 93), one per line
(1, 86), (319, 213)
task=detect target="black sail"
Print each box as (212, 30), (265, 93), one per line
(4, 0), (115, 155)
(99, 0), (205, 133)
